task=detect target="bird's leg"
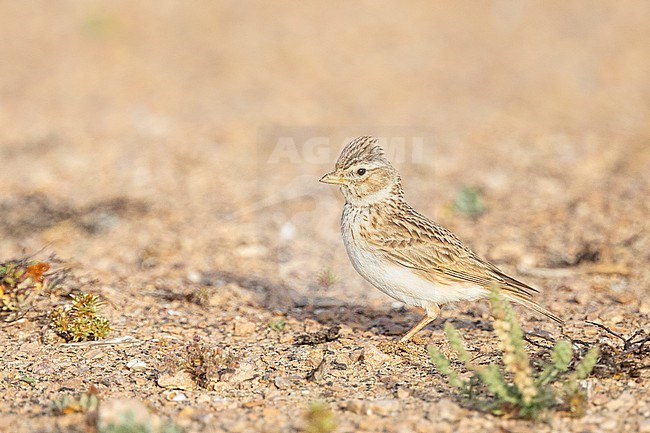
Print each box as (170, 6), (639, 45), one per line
(400, 303), (440, 343)
(400, 316), (434, 343)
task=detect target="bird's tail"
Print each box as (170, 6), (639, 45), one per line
(502, 293), (564, 325)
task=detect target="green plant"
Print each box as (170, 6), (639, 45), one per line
(0, 258), (50, 321)
(453, 186), (486, 217)
(269, 317), (286, 332)
(52, 386), (100, 415)
(316, 268), (337, 288)
(303, 401), (336, 433)
(95, 398), (182, 433)
(183, 337), (238, 389)
(50, 292), (111, 342)
(191, 286), (211, 307)
(429, 287), (599, 419)
(100, 413), (148, 433)
(97, 414), (183, 433)
(99, 412), (181, 433)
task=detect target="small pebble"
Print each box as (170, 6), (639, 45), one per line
(344, 399), (365, 415)
(233, 320), (256, 336)
(592, 393), (609, 406)
(344, 399), (399, 416)
(396, 387), (411, 399)
(235, 244), (268, 258)
(429, 398), (463, 422)
(639, 420), (650, 433)
(367, 399), (400, 416)
(262, 407), (281, 418)
(349, 348), (365, 363)
(126, 359), (147, 370)
(187, 270), (202, 283)
(279, 221), (297, 241)
(222, 360), (256, 384)
(606, 392), (634, 412)
(601, 419), (618, 430)
(99, 399), (159, 430)
(157, 371), (196, 390)
(84, 348), (103, 360)
(165, 390), (188, 402)
(196, 394), (212, 404)
(362, 343), (395, 369)
(242, 399), (264, 408)
(273, 376), (292, 390)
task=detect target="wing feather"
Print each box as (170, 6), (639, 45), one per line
(369, 206), (540, 301)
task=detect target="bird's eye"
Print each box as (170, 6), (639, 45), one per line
(356, 168), (367, 176)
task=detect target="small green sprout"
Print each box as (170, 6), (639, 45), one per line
(50, 292), (111, 342)
(269, 318), (286, 332)
(52, 387), (100, 415)
(316, 268), (337, 288)
(19, 376), (37, 385)
(303, 401), (336, 433)
(453, 186), (486, 217)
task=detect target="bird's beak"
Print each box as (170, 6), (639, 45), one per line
(319, 171), (347, 185)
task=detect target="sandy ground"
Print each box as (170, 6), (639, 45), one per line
(1, 1), (649, 432)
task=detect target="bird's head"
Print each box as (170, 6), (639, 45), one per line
(320, 136), (402, 206)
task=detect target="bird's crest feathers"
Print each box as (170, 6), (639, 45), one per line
(335, 136), (388, 170)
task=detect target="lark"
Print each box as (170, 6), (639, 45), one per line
(320, 136), (563, 342)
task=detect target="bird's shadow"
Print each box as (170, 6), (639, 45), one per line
(199, 269), (490, 338)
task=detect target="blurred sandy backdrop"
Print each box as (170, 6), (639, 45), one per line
(1, 0), (648, 279)
(1, 2), (650, 432)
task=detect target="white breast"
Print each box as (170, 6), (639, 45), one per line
(341, 205), (486, 308)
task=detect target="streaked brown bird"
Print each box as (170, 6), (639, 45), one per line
(320, 136), (563, 342)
